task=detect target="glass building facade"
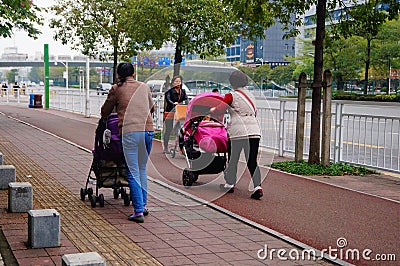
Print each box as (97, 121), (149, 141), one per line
(225, 23), (295, 68)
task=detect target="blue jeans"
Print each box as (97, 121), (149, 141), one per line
(122, 131), (153, 213)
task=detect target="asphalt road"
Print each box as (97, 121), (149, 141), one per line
(0, 105), (398, 265)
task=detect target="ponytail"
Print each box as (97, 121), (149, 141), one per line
(116, 62), (134, 86)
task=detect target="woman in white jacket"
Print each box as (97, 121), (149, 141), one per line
(211, 70), (263, 199)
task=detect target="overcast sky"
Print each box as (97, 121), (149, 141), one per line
(0, 0), (78, 57)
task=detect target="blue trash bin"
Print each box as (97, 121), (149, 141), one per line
(29, 94), (34, 108)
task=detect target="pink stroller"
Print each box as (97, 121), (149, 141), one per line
(179, 92), (229, 187)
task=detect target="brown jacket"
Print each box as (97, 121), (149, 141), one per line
(101, 77), (155, 135)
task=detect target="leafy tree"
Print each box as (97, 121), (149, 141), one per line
(334, 0), (399, 94)
(255, 65), (273, 84)
(324, 35), (364, 90)
(237, 65), (270, 88)
(225, 0), (331, 163)
(373, 19), (400, 91)
(226, 0), (399, 164)
(29, 67), (42, 83)
(0, 0), (42, 38)
(293, 58), (314, 80)
(269, 63), (298, 84)
(50, 0), (137, 82)
(6, 69), (18, 83)
(123, 0), (242, 77)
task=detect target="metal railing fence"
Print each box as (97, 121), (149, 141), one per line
(1, 86), (399, 173)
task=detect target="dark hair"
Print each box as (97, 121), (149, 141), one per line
(170, 75), (183, 89)
(212, 88), (219, 93)
(229, 70), (248, 89)
(116, 62), (134, 86)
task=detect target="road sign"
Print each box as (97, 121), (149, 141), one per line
(158, 57), (171, 66)
(131, 56), (139, 66)
(390, 69), (399, 79)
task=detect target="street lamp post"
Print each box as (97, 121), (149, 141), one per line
(55, 61), (69, 108)
(388, 57), (391, 95)
(78, 67), (84, 113)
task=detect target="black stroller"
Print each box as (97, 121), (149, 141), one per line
(80, 113), (130, 207)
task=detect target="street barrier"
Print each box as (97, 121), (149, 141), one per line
(8, 182), (33, 213)
(62, 252), (106, 266)
(0, 165), (16, 190)
(28, 209), (60, 248)
(2, 86), (400, 173)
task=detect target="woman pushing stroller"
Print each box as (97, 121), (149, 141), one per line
(211, 70), (263, 200)
(101, 62), (155, 223)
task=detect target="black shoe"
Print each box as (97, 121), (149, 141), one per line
(219, 184), (234, 193)
(128, 213), (144, 223)
(251, 187), (263, 200)
(143, 208), (149, 216)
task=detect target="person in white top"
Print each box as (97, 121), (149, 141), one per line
(211, 70), (263, 199)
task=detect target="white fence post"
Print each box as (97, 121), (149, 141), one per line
(334, 102), (343, 163)
(279, 100), (286, 157)
(153, 93), (164, 130)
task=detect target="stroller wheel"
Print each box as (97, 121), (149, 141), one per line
(113, 188), (119, 199)
(90, 195), (97, 208)
(170, 148), (176, 158)
(123, 193), (130, 206)
(182, 169), (194, 188)
(87, 187), (94, 196)
(80, 188), (87, 201)
(120, 188), (126, 198)
(99, 194), (105, 207)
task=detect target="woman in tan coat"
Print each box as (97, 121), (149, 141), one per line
(101, 62), (155, 222)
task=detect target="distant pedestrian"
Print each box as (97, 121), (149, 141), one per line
(163, 75), (188, 153)
(101, 62), (155, 223)
(211, 70), (263, 199)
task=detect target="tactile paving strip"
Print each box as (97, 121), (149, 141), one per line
(0, 135), (161, 266)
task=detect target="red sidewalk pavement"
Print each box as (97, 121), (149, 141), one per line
(0, 106), (336, 265)
(1, 105), (399, 265)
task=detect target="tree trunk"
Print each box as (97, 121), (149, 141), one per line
(173, 38), (183, 77)
(336, 73), (344, 91)
(308, 0), (326, 164)
(363, 38), (371, 95)
(113, 45), (118, 84)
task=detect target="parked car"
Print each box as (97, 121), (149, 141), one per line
(96, 83), (112, 95)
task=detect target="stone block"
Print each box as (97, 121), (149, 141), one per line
(0, 165), (16, 190)
(62, 252), (106, 266)
(28, 209), (60, 248)
(8, 182), (33, 213)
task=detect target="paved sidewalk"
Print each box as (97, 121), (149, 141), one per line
(0, 111), (335, 265)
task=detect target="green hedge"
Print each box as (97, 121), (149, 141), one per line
(333, 92), (400, 102)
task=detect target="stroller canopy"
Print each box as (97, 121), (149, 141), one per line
(185, 92), (227, 123)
